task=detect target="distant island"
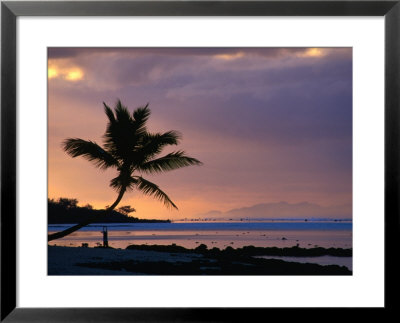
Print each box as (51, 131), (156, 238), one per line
(195, 201), (352, 221)
(48, 198), (170, 224)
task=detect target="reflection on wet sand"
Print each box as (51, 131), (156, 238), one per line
(48, 228), (352, 250)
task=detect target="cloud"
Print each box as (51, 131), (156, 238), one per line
(47, 47), (351, 98)
(48, 47), (351, 60)
(48, 47), (352, 218)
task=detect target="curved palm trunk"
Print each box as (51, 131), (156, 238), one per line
(48, 189), (126, 242)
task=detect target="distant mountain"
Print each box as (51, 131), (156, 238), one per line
(197, 201), (351, 220)
(197, 210), (223, 217)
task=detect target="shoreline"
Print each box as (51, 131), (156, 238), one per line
(125, 243), (352, 257)
(48, 244), (352, 276)
(48, 221), (352, 250)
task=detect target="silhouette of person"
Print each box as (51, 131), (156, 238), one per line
(102, 226), (108, 248)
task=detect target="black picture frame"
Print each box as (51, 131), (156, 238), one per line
(1, 0), (399, 321)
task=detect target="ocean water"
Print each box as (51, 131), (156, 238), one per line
(48, 221), (352, 250)
(255, 255), (352, 271)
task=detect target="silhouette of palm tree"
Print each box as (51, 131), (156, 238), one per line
(48, 100), (202, 241)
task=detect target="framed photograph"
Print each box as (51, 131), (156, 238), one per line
(1, 0), (399, 321)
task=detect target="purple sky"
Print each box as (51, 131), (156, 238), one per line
(48, 47), (352, 220)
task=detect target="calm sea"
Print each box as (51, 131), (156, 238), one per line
(48, 220), (352, 250)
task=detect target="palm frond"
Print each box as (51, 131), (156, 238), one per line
(134, 176), (178, 209)
(115, 100), (132, 123)
(103, 100), (150, 160)
(103, 102), (115, 123)
(62, 138), (119, 170)
(133, 131), (182, 163)
(138, 150), (203, 174)
(130, 103), (151, 140)
(132, 103), (150, 132)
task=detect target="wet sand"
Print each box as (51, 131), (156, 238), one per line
(48, 245), (204, 275)
(48, 245), (352, 275)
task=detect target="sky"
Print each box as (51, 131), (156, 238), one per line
(48, 47), (352, 220)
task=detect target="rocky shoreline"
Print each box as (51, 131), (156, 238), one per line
(49, 244), (352, 275)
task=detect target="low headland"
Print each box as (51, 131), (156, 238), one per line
(48, 198), (170, 224)
(48, 243), (352, 275)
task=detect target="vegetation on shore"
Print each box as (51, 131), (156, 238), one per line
(48, 198), (170, 224)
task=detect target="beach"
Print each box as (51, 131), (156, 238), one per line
(48, 245), (204, 275)
(48, 244), (352, 275)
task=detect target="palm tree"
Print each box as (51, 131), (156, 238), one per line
(48, 100), (202, 242)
